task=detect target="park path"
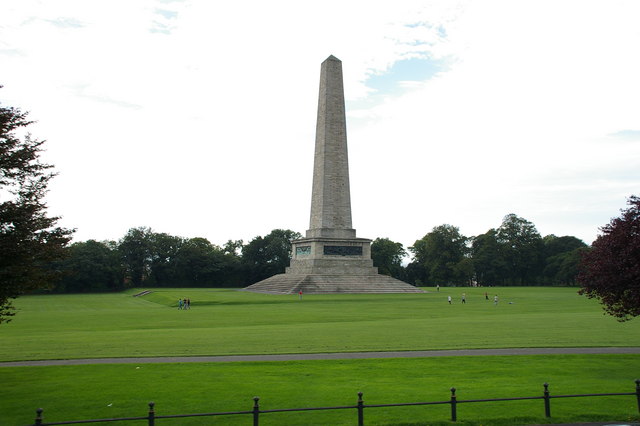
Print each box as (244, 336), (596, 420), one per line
(2, 347), (640, 367)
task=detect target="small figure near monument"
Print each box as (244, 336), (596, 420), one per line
(178, 299), (183, 310)
(494, 295), (499, 306)
(448, 295), (452, 304)
(298, 290), (303, 300)
(437, 284), (440, 292)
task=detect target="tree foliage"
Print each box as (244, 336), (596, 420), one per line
(496, 214), (543, 285)
(0, 93), (73, 323)
(578, 196), (640, 321)
(542, 235), (587, 285)
(471, 229), (507, 286)
(409, 224), (470, 285)
(56, 240), (122, 293)
(242, 229), (301, 283)
(371, 237), (407, 279)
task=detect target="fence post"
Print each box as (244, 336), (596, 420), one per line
(34, 408), (43, 426)
(450, 387), (457, 422)
(635, 379), (640, 413)
(253, 397), (260, 426)
(147, 401), (155, 426)
(543, 383), (551, 418)
(357, 391), (364, 426)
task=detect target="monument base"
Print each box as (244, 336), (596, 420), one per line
(242, 236), (423, 294)
(242, 273), (423, 294)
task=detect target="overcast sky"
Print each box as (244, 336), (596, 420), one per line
(2, 0), (639, 253)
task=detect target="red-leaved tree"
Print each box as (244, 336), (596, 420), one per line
(578, 196), (640, 321)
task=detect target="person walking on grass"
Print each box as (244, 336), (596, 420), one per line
(178, 299), (183, 310)
(494, 295), (498, 306)
(447, 295), (452, 304)
(461, 293), (466, 304)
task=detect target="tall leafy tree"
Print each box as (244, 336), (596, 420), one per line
(174, 237), (226, 286)
(371, 237), (407, 279)
(542, 235), (587, 285)
(149, 232), (184, 286)
(118, 227), (154, 287)
(221, 239), (245, 287)
(471, 229), (508, 286)
(578, 196), (640, 321)
(496, 214), (543, 285)
(0, 93), (74, 323)
(56, 240), (122, 292)
(242, 229), (301, 284)
(409, 224), (469, 285)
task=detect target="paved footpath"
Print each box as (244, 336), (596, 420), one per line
(2, 347), (640, 367)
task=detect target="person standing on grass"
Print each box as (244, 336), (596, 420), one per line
(299, 290), (303, 300)
(461, 293), (466, 304)
(485, 292), (489, 300)
(447, 295), (452, 304)
(187, 298), (191, 309)
(437, 284), (440, 292)
(178, 299), (183, 310)
(494, 295), (498, 306)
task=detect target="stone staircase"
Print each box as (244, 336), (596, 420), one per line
(242, 273), (423, 294)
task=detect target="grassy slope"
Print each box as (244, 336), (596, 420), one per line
(1, 287), (639, 361)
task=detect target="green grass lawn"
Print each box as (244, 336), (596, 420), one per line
(1, 287), (639, 425)
(1, 287), (639, 361)
(2, 355), (639, 425)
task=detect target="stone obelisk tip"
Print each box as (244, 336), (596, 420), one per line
(307, 53), (354, 239)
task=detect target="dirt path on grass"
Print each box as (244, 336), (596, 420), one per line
(2, 347), (640, 367)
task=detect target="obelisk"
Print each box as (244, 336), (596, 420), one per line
(243, 56), (422, 294)
(307, 55), (355, 240)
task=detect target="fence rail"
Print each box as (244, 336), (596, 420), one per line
(30, 380), (640, 426)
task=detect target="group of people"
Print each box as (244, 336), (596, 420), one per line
(447, 292), (499, 305)
(178, 298), (191, 310)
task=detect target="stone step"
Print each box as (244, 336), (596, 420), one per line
(243, 273), (423, 294)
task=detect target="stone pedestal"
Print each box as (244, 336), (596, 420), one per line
(288, 237), (376, 275)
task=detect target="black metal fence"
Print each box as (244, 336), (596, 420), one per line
(30, 380), (640, 426)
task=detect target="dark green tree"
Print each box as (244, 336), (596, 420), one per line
(56, 240), (122, 292)
(496, 214), (543, 285)
(371, 237), (407, 279)
(174, 237), (226, 286)
(541, 235), (587, 285)
(242, 229), (301, 284)
(223, 239), (244, 256)
(578, 196), (640, 321)
(118, 227), (154, 287)
(220, 240), (244, 287)
(471, 229), (508, 286)
(149, 232), (184, 286)
(409, 224), (469, 285)
(0, 93), (74, 323)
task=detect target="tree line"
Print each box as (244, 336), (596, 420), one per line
(53, 228), (302, 293)
(402, 213), (587, 287)
(52, 212), (587, 293)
